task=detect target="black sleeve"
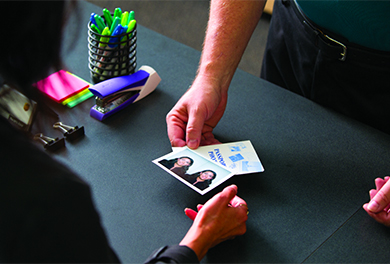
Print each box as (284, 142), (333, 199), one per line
(0, 120), (193, 264)
(144, 245), (199, 264)
(0, 119), (121, 263)
(1, 174), (121, 263)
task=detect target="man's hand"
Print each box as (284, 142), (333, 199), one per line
(166, 79), (227, 149)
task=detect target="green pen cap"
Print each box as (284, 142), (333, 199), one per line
(129, 10), (135, 21)
(90, 23), (101, 37)
(127, 20), (136, 33)
(114, 7), (122, 19)
(102, 8), (113, 28)
(110, 17), (121, 33)
(121, 11), (129, 26)
(94, 14), (106, 31)
(99, 27), (111, 47)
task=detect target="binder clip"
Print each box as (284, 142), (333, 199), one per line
(53, 122), (85, 141)
(34, 133), (65, 151)
(89, 65), (161, 121)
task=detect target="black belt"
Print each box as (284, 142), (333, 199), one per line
(289, 0), (390, 67)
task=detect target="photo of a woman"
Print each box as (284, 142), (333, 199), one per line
(159, 156), (194, 176)
(180, 170), (217, 191)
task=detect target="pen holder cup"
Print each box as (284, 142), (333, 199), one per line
(88, 22), (137, 84)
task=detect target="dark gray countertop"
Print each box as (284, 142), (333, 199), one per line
(43, 1), (390, 262)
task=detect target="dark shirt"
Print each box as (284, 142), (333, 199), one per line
(171, 166), (188, 177)
(180, 174), (210, 191)
(0, 118), (198, 263)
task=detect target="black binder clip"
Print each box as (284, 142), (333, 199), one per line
(34, 133), (65, 151)
(53, 122), (85, 141)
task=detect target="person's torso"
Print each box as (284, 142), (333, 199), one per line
(296, 0), (390, 51)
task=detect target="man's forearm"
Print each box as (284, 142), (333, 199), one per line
(197, 0), (266, 91)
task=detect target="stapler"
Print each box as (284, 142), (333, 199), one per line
(89, 65), (161, 121)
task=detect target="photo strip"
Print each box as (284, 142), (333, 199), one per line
(153, 147), (235, 195)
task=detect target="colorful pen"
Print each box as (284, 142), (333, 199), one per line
(90, 13), (98, 27)
(109, 16), (121, 34)
(113, 7), (122, 19)
(94, 27), (111, 76)
(121, 11), (129, 26)
(94, 14), (106, 31)
(120, 19), (136, 43)
(99, 27), (111, 46)
(119, 20), (136, 74)
(129, 10), (135, 21)
(99, 24), (127, 77)
(98, 27), (111, 56)
(90, 23), (101, 35)
(102, 8), (113, 28)
(127, 19), (136, 34)
(108, 24), (126, 48)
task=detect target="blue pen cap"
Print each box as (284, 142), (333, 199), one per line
(90, 13), (98, 27)
(108, 24), (126, 48)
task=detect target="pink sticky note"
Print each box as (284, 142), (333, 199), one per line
(34, 70), (90, 103)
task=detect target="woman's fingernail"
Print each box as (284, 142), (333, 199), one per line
(367, 201), (380, 212)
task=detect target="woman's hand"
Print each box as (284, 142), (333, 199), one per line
(363, 176), (390, 226)
(180, 185), (248, 260)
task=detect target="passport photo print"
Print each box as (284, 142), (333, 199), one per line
(153, 147), (235, 195)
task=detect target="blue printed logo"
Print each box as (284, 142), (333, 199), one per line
(229, 153), (244, 163)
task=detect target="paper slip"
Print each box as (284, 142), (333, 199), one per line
(34, 70), (90, 103)
(154, 140), (264, 195)
(173, 140), (264, 175)
(0, 84), (37, 131)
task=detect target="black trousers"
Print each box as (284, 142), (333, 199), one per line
(261, 0), (390, 134)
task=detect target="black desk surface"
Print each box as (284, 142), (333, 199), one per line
(40, 1), (390, 262)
